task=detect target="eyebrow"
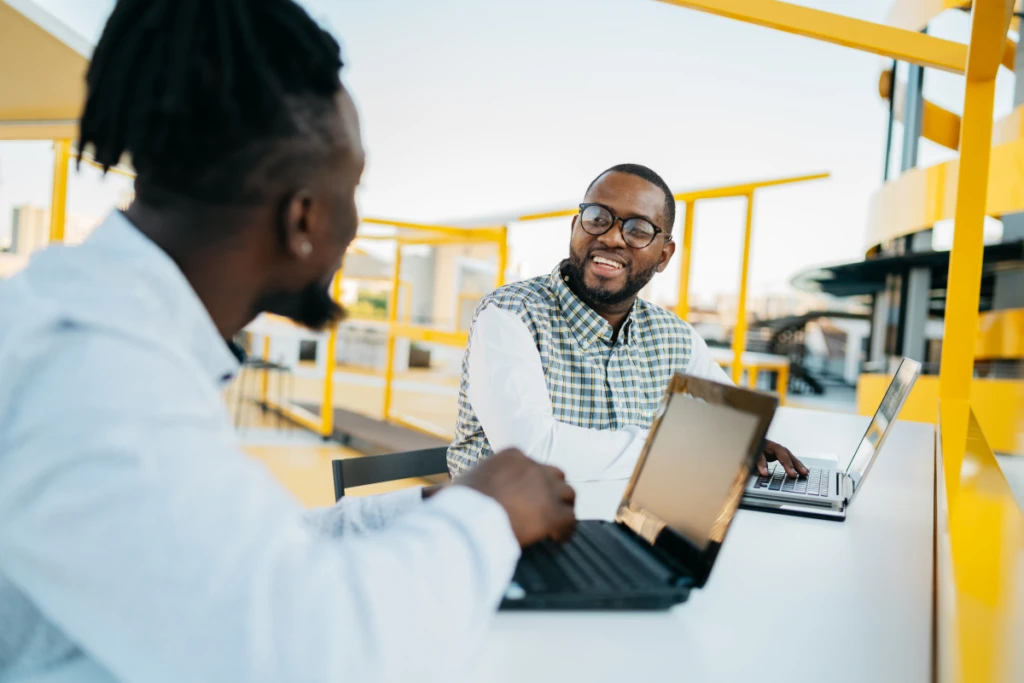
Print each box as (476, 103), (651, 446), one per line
(591, 200), (661, 228)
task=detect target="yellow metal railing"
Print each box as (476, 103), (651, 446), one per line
(656, 3), (1020, 680)
(47, 140), (70, 243)
(256, 223), (506, 441)
(936, 401), (1024, 683)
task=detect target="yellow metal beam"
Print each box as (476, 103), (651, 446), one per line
(676, 200), (695, 320)
(319, 268), (343, 438)
(731, 194), (755, 384)
(965, 0), (1016, 83)
(517, 172), (829, 222)
(395, 235), (505, 247)
(977, 308), (1024, 360)
(674, 172), (829, 202)
(656, 0), (968, 73)
(940, 0), (1014, 407)
(864, 132), (1024, 253)
(1001, 36), (1017, 71)
(356, 232), (506, 247)
(495, 226), (509, 288)
(390, 324), (469, 348)
(361, 217), (504, 239)
(381, 246), (403, 421)
(259, 336), (271, 403)
(47, 139), (70, 243)
(880, 69), (962, 150)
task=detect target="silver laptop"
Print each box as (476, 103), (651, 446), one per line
(740, 358), (921, 521)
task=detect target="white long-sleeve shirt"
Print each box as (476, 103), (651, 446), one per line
(0, 212), (520, 683)
(447, 266), (733, 482)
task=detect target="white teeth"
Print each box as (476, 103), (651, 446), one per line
(592, 256), (623, 269)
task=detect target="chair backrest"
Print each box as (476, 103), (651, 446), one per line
(332, 446), (451, 501)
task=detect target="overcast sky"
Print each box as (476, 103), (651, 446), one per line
(0, 0), (1014, 303)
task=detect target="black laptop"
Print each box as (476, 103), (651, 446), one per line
(500, 374), (778, 610)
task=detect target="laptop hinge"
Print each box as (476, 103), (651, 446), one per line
(842, 474), (855, 501)
(615, 504), (664, 545)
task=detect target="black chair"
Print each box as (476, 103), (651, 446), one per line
(332, 446), (450, 501)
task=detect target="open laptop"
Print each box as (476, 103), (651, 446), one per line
(500, 374), (778, 611)
(740, 357), (921, 521)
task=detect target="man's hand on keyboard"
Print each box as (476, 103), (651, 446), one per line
(456, 449), (578, 547)
(757, 440), (808, 478)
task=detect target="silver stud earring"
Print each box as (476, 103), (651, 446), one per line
(300, 242), (313, 256)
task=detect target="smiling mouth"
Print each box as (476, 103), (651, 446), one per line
(591, 255), (625, 271)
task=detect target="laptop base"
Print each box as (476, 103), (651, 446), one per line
(739, 496), (847, 521)
(740, 454), (847, 521)
(499, 520), (692, 611)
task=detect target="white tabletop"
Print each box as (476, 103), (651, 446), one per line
(469, 407), (935, 683)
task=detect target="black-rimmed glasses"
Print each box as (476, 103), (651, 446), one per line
(577, 203), (671, 249)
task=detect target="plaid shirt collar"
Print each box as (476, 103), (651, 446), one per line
(550, 261), (638, 349)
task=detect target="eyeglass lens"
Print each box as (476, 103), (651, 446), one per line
(580, 205), (657, 248)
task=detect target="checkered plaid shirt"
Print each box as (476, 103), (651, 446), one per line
(447, 263), (695, 475)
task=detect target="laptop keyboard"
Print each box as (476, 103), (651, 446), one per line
(752, 462), (833, 497)
(512, 521), (673, 594)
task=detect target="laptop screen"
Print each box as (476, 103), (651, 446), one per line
(629, 395), (761, 549)
(845, 358), (921, 486)
(616, 374), (778, 586)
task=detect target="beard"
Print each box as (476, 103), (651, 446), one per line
(562, 250), (659, 308)
(257, 279), (346, 331)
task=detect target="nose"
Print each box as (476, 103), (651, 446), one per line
(595, 218), (628, 249)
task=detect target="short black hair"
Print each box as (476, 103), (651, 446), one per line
(79, 0), (347, 206)
(585, 163), (676, 231)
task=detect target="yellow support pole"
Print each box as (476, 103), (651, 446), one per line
(939, 0), (1014, 527)
(731, 193), (755, 384)
(939, 0), (1012, 407)
(319, 267), (343, 439)
(48, 140), (71, 243)
(495, 226), (509, 288)
(676, 200), (695, 320)
(939, 79), (996, 405)
(259, 336), (271, 402)
(382, 246), (403, 422)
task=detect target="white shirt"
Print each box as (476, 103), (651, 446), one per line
(466, 305), (733, 483)
(0, 212), (519, 683)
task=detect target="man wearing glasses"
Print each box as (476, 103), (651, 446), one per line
(448, 164), (805, 482)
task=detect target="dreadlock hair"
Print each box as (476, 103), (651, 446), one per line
(586, 163), (676, 231)
(79, 0), (347, 207)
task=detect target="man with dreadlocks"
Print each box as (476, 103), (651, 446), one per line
(0, 1), (576, 681)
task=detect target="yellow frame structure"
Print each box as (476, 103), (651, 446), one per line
(275, 221), (507, 441)
(656, 1), (1021, 680)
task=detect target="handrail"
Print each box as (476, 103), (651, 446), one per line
(936, 399), (1024, 683)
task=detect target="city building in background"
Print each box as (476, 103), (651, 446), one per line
(6, 204), (47, 255)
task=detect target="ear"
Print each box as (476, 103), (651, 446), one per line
(655, 239), (676, 273)
(279, 189), (316, 260)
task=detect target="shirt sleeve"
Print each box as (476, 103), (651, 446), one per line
(0, 336), (520, 683)
(302, 487), (424, 536)
(466, 305), (648, 483)
(685, 330), (736, 385)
